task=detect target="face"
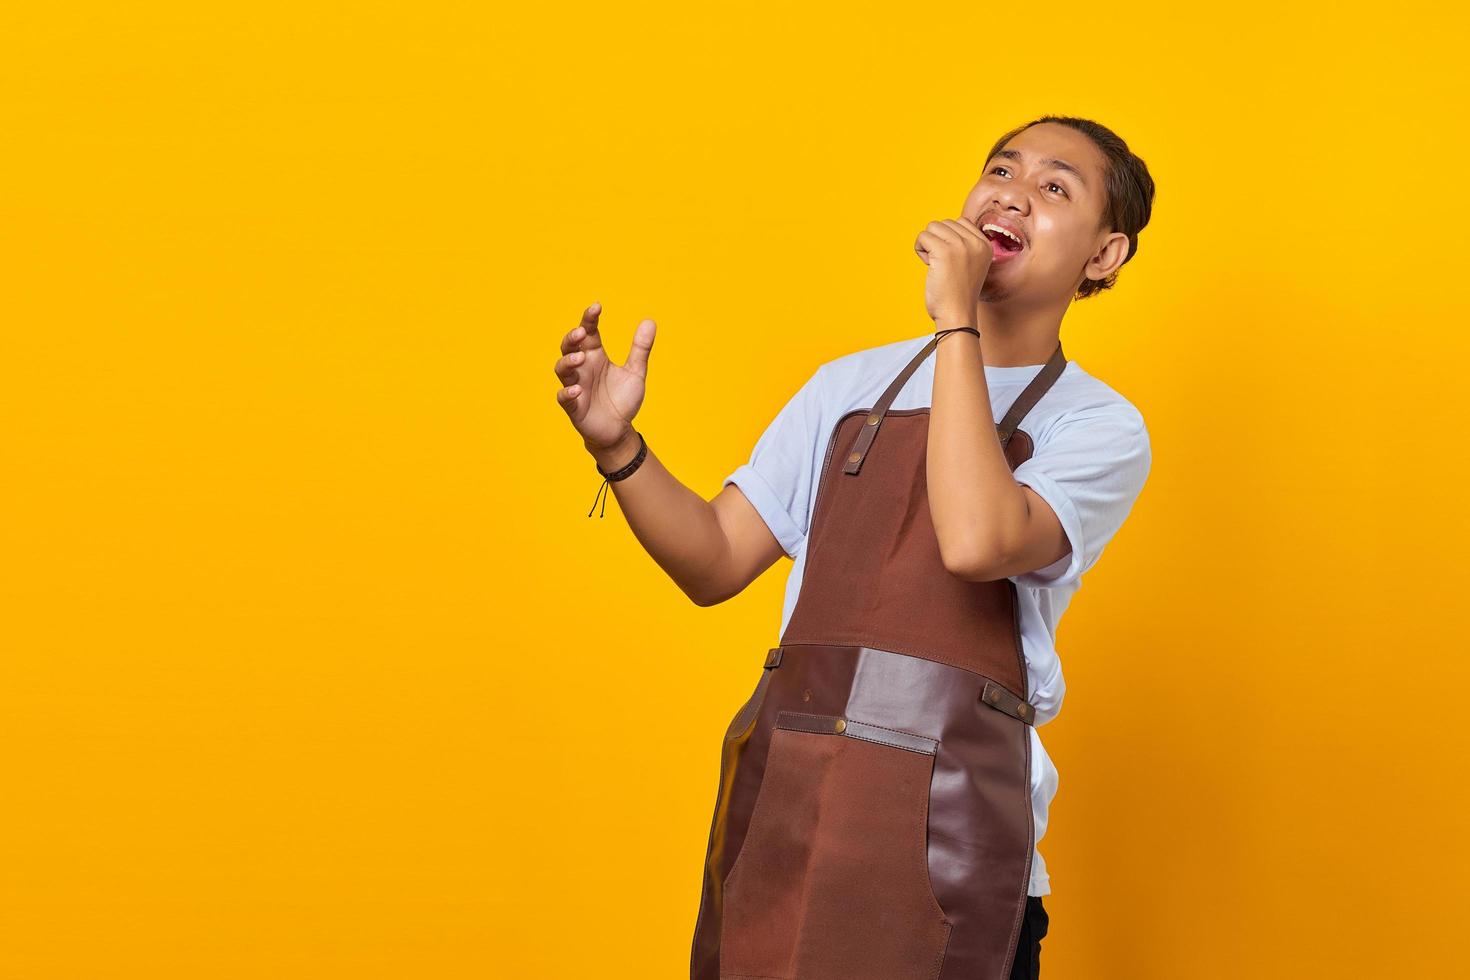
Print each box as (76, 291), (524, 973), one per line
(960, 122), (1130, 307)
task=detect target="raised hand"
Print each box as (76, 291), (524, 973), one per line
(913, 216), (993, 325)
(554, 303), (657, 454)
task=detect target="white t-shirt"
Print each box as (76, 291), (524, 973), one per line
(722, 330), (1153, 897)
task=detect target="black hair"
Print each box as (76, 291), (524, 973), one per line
(983, 115), (1155, 300)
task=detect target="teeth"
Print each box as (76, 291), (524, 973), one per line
(981, 223), (1023, 247)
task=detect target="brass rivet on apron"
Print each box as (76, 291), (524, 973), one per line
(834, 718), (847, 733)
(866, 414), (880, 425)
(847, 451), (861, 463)
(988, 689), (1001, 703)
(802, 688), (813, 702)
(1017, 703), (1030, 717)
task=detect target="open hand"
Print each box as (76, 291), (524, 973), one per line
(553, 304), (656, 453)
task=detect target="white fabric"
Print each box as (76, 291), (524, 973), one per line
(722, 331), (1152, 897)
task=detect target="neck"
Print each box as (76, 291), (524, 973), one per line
(968, 299), (1065, 367)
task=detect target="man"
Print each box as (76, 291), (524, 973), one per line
(556, 114), (1155, 980)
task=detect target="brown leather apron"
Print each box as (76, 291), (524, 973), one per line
(690, 335), (1068, 980)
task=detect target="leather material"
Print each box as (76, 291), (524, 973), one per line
(781, 408), (1034, 692)
(691, 338), (1066, 980)
(982, 679), (1038, 725)
(721, 692), (953, 979)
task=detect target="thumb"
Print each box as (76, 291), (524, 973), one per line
(624, 318), (656, 378)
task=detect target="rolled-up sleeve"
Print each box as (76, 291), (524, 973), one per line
(1011, 407), (1152, 590)
(722, 365), (827, 559)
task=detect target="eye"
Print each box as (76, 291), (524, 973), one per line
(1047, 182), (1069, 198)
(990, 165), (1010, 177)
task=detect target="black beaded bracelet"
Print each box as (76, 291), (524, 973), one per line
(587, 430), (648, 518)
(934, 326), (980, 342)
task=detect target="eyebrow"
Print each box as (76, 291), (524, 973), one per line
(990, 148), (1088, 188)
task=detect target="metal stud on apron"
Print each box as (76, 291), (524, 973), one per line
(690, 335), (1068, 980)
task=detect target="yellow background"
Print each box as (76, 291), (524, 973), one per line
(3, 2), (1467, 977)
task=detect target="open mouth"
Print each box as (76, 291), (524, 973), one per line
(980, 223), (1025, 258)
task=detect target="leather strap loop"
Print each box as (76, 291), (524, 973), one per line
(842, 335), (942, 475)
(981, 679), (1036, 725)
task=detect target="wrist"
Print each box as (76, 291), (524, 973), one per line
(587, 428), (642, 472)
(933, 311), (976, 332)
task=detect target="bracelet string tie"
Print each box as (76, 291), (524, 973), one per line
(587, 431), (648, 518)
(934, 326), (981, 342)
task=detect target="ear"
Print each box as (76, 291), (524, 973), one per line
(1082, 231), (1131, 285)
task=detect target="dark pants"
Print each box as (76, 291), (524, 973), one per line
(1009, 896), (1050, 979)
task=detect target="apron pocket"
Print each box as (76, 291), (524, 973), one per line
(720, 711), (952, 980)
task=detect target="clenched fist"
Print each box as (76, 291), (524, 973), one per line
(913, 216), (993, 326)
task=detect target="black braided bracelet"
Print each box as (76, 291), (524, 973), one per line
(587, 430), (648, 518)
(934, 326), (980, 341)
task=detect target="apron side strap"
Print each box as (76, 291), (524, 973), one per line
(981, 679), (1036, 725)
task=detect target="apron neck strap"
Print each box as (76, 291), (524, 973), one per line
(872, 334), (1068, 429)
(843, 334), (1067, 476)
(995, 340), (1067, 446)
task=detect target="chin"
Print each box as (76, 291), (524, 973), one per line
(979, 280), (1014, 303)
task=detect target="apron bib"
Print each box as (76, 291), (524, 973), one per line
(690, 335), (1068, 980)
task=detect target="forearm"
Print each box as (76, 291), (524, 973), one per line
(587, 431), (735, 604)
(926, 328), (1030, 578)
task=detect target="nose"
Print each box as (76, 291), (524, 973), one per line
(991, 180), (1029, 214)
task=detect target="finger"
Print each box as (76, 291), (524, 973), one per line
(562, 303), (605, 354)
(623, 318), (656, 378)
(553, 348), (586, 385)
(555, 382), (583, 415)
(924, 220), (964, 246)
(914, 230), (937, 263)
(946, 217), (986, 243)
(948, 221), (990, 256)
(915, 228), (950, 256)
